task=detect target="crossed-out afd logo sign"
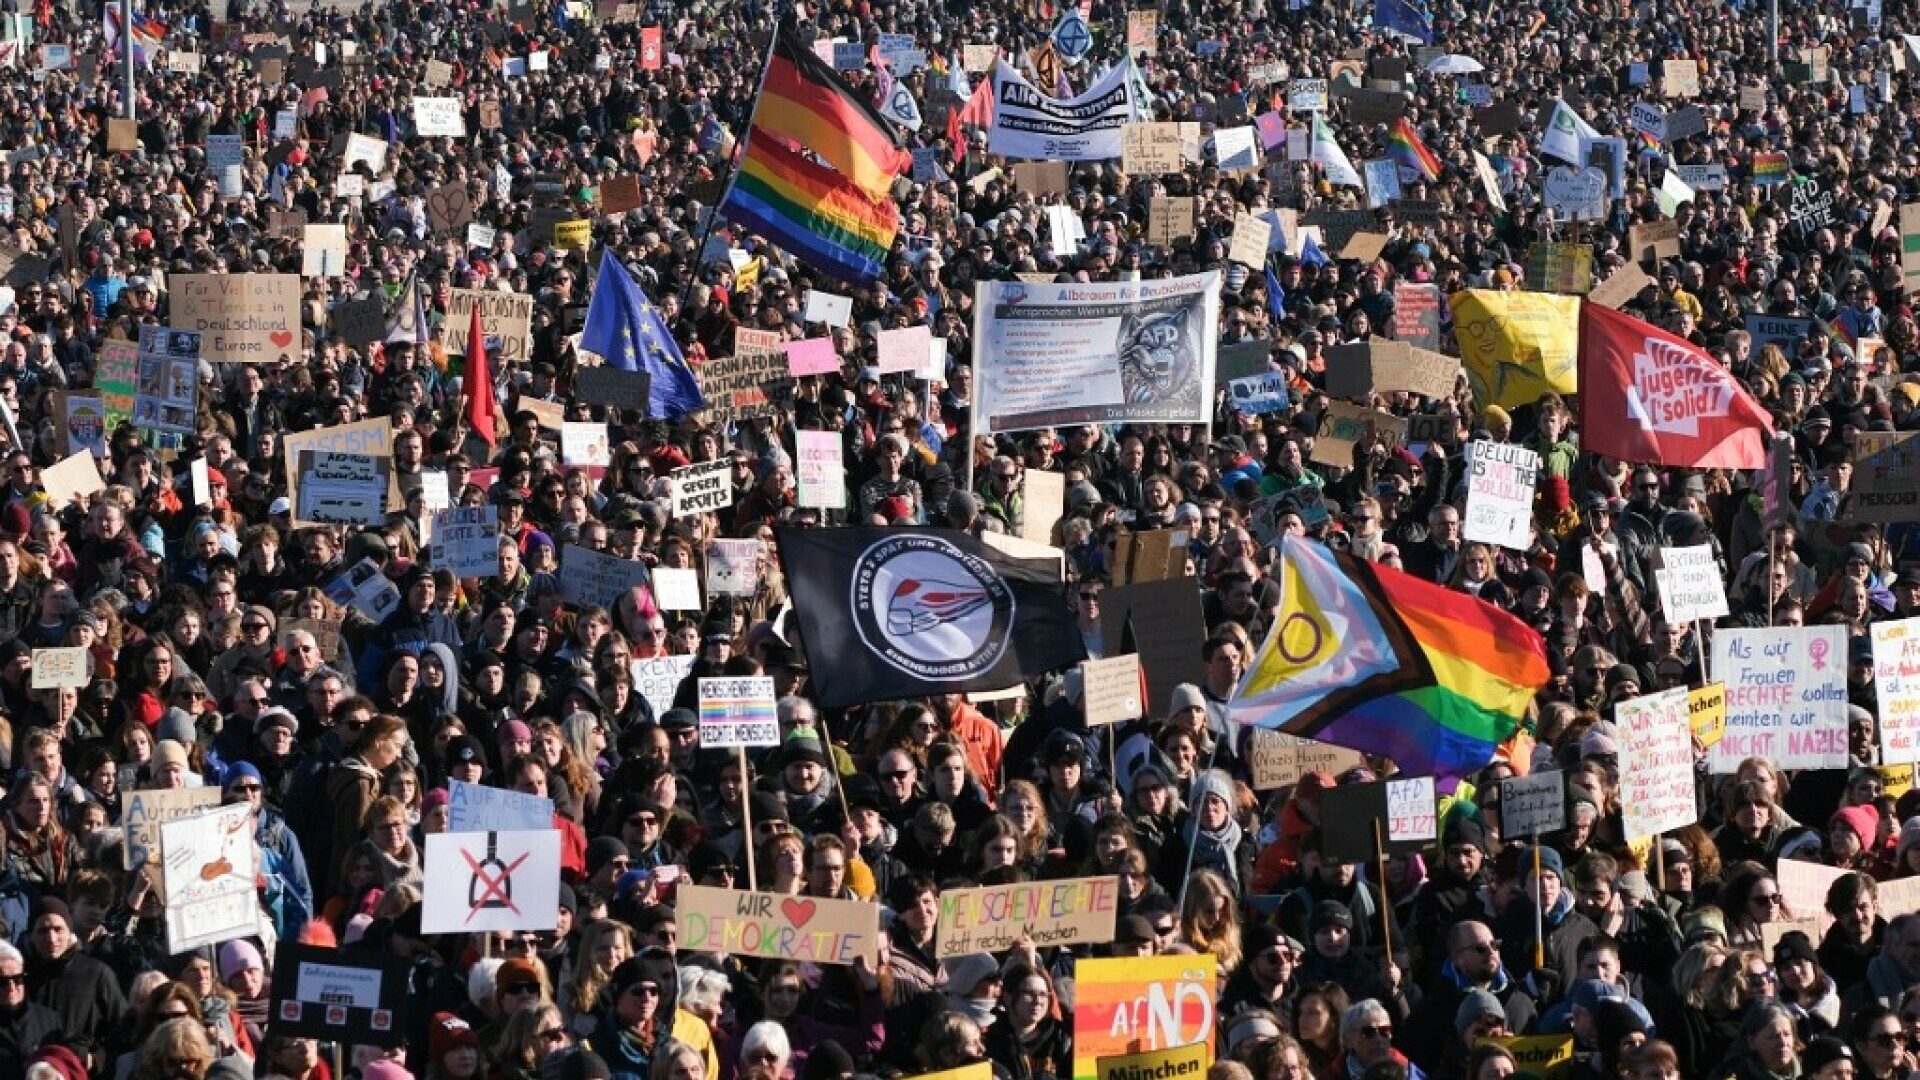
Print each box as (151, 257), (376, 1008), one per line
(850, 534), (1014, 680)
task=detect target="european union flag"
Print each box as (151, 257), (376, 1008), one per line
(1266, 265), (1287, 322)
(1300, 234), (1330, 268)
(1373, 0), (1433, 44)
(581, 256), (707, 419)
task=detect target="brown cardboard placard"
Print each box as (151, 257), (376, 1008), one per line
(1312, 400), (1407, 466)
(171, 274), (303, 363)
(479, 100), (503, 130)
(1341, 230), (1390, 263)
(107, 118), (138, 152)
(935, 876), (1121, 957)
(1011, 160), (1069, 195)
(1628, 218), (1681, 264)
(443, 288), (535, 365)
(1122, 122), (1187, 175)
(676, 884), (879, 964)
(1147, 197), (1195, 248)
(1661, 58), (1700, 98)
(1588, 263), (1654, 310)
(600, 174), (643, 215)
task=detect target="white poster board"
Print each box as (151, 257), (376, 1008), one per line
(433, 506), (501, 579)
(1655, 544), (1729, 623)
(796, 429), (845, 509)
(1710, 625), (1849, 772)
(421, 830), (562, 933)
(446, 780), (554, 833)
(1875, 616), (1920, 766)
(1463, 441), (1540, 550)
(1617, 687), (1699, 840)
(697, 676), (780, 747)
(159, 803), (260, 952)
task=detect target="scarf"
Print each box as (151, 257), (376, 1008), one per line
(1185, 813), (1245, 890)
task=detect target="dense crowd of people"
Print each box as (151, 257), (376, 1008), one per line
(3, 2), (1920, 1080)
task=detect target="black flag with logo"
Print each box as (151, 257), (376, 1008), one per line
(774, 526), (1088, 709)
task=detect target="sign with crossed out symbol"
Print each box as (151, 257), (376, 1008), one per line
(421, 829), (563, 934)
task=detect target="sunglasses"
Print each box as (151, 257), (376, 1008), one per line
(501, 982), (540, 996)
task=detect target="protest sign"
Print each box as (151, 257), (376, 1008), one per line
(1074, 955), (1217, 1080)
(1148, 198), (1195, 248)
(134, 326), (199, 434)
(796, 430), (845, 509)
(282, 418), (393, 529)
(1245, 730), (1368, 790)
(447, 780), (554, 832)
(1617, 688), (1698, 840)
(652, 568), (702, 610)
(40, 450), (103, 509)
(159, 804), (259, 951)
(1499, 770), (1566, 837)
(443, 288), (535, 364)
(975, 272), (1220, 433)
(1463, 441), (1540, 550)
(784, 338), (839, 377)
(1875, 618), (1920, 766)
(698, 677), (779, 747)
(631, 654), (696, 720)
(1393, 283), (1443, 351)
(1777, 859), (1849, 936)
(878, 325), (933, 374)
(1710, 625), (1849, 772)
(171, 274), (301, 363)
(421, 830), (562, 933)
(574, 366), (652, 410)
(331, 296), (387, 348)
(1853, 431), (1920, 523)
(301, 223), (348, 277)
(433, 506), (501, 578)
(1655, 545), (1729, 623)
(1096, 1045), (1210, 1080)
(1483, 1037), (1573, 1080)
(677, 884), (880, 964)
(700, 349), (788, 421)
(1690, 682), (1728, 747)
(1309, 401), (1406, 466)
(936, 876), (1121, 957)
(670, 459), (734, 517)
(560, 543), (651, 608)
(1081, 655), (1143, 725)
(322, 559), (401, 621)
(269, 943), (412, 1047)
(61, 393), (107, 459)
(295, 451), (389, 526)
(706, 538), (760, 596)
(1323, 339), (1457, 401)
(30, 647), (88, 688)
(412, 96), (466, 137)
(1322, 780), (1434, 860)
(988, 60), (1137, 161)
(123, 788), (223, 887)
(1022, 470), (1065, 544)
(804, 289), (854, 326)
(561, 422), (609, 466)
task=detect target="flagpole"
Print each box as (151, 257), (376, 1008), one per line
(678, 17), (783, 314)
(121, 0), (136, 121)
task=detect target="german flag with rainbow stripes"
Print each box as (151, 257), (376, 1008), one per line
(720, 27), (911, 285)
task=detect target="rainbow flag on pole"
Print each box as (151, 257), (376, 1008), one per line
(1233, 535), (1550, 782)
(1387, 117), (1442, 181)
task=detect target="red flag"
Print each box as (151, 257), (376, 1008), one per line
(640, 26), (662, 71)
(952, 75), (994, 170)
(1577, 303), (1773, 469)
(463, 303), (497, 446)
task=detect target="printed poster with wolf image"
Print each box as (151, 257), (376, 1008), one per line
(974, 272), (1221, 433)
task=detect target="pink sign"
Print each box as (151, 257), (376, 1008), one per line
(1256, 112), (1287, 150)
(783, 337), (840, 377)
(877, 325), (933, 374)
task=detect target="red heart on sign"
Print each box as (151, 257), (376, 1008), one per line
(270, 331), (294, 348)
(780, 897), (817, 929)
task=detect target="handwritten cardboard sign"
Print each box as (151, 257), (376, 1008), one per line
(1245, 729), (1368, 790)
(1081, 655), (1143, 725)
(172, 274), (302, 363)
(1617, 687), (1697, 840)
(1499, 770), (1566, 837)
(30, 647), (89, 688)
(936, 876), (1121, 957)
(670, 459), (733, 517)
(677, 884), (879, 965)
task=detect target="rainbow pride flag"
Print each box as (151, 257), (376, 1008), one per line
(1233, 535), (1549, 782)
(1387, 118), (1442, 181)
(1752, 151), (1789, 186)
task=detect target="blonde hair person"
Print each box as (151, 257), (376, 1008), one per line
(1181, 868), (1244, 974)
(563, 921), (635, 1034)
(650, 1039), (707, 1080)
(133, 1017), (216, 1080)
(493, 1002), (570, 1077)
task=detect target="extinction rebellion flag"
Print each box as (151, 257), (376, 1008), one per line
(775, 526), (1087, 709)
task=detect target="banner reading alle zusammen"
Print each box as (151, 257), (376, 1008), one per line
(989, 59), (1139, 161)
(976, 272), (1221, 433)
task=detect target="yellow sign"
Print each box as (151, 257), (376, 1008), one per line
(1881, 763), (1915, 801)
(1097, 1042), (1211, 1080)
(1689, 682), (1727, 748)
(906, 1068), (991, 1080)
(1447, 290), (1580, 408)
(1482, 1035), (1574, 1080)
(554, 219), (592, 251)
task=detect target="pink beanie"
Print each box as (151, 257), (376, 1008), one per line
(1831, 804), (1879, 852)
(217, 939), (264, 982)
(360, 1061), (415, 1080)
